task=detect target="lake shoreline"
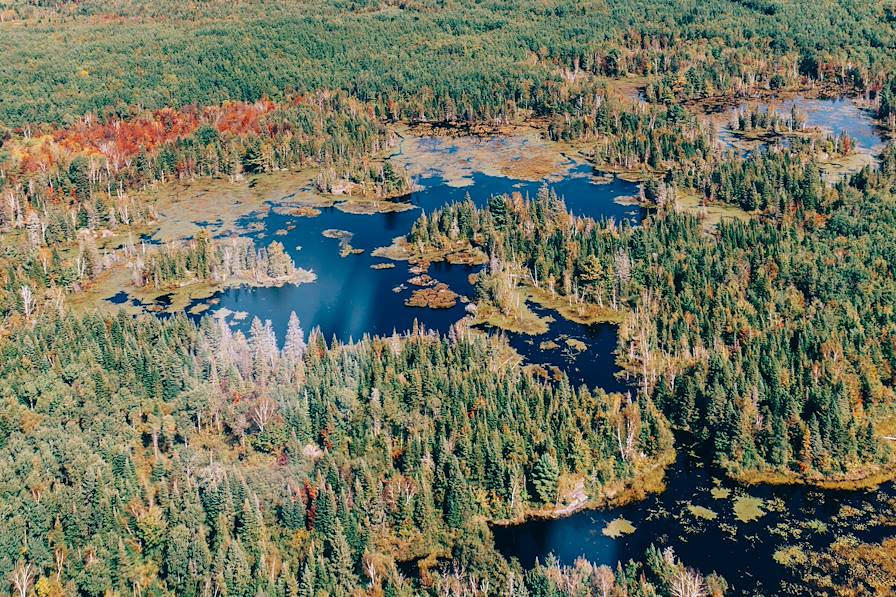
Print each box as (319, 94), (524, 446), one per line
(490, 447), (676, 527)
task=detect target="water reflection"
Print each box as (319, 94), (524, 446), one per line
(717, 96), (885, 154)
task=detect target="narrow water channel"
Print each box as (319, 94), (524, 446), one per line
(135, 105), (893, 594)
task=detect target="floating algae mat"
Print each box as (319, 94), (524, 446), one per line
(602, 517), (636, 538)
(733, 495), (765, 523)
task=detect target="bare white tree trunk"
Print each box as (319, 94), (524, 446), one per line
(20, 285), (34, 320)
(10, 562), (35, 597)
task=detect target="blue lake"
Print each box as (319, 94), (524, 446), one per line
(130, 127), (895, 594)
(185, 161), (645, 390)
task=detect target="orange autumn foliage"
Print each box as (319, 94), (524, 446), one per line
(6, 99), (282, 178)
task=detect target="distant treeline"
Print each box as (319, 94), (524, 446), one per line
(2, 0), (896, 128)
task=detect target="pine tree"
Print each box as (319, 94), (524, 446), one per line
(531, 452), (559, 504)
(223, 540), (252, 597)
(314, 485), (337, 543)
(298, 557), (316, 597)
(488, 194), (508, 230)
(283, 311), (307, 361)
(327, 520), (356, 594)
(280, 494), (306, 531)
(443, 458), (470, 529)
(238, 498), (264, 574)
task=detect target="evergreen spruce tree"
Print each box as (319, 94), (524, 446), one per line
(283, 311), (307, 361)
(531, 452), (559, 504)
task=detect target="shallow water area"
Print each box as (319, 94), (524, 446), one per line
(169, 136), (644, 388)
(493, 442), (896, 595)
(715, 96), (886, 155)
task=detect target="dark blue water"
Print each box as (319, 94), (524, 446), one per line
(493, 440), (896, 595)
(487, 302), (631, 394)
(180, 162), (643, 389)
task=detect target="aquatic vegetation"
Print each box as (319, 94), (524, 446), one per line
(733, 496), (765, 523)
(768, 522), (801, 540)
(288, 206), (322, 218)
(718, 521), (739, 540)
(764, 497), (786, 513)
(837, 504), (863, 519)
(710, 486), (731, 500)
(802, 519), (829, 534)
(773, 545), (808, 568)
(322, 228), (364, 257)
(564, 338), (587, 352)
(800, 537), (896, 595)
(404, 284), (459, 309)
(408, 274), (435, 287)
(644, 504), (670, 521)
(686, 504), (718, 520)
(188, 302), (210, 315)
(395, 128), (572, 187)
(602, 517), (636, 538)
(334, 198), (416, 215)
(470, 299), (551, 336)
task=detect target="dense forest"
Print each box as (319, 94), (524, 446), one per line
(410, 147), (896, 482)
(2, 0), (896, 128)
(0, 312), (687, 595)
(3, 0), (896, 594)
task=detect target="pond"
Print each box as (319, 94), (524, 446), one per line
(182, 142), (645, 390)
(141, 124), (894, 594)
(716, 95), (886, 154)
(493, 438), (896, 595)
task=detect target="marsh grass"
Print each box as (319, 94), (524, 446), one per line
(773, 545), (809, 568)
(710, 486), (731, 499)
(686, 503), (719, 520)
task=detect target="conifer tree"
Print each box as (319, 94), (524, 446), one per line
(283, 311), (307, 361)
(531, 453), (559, 505)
